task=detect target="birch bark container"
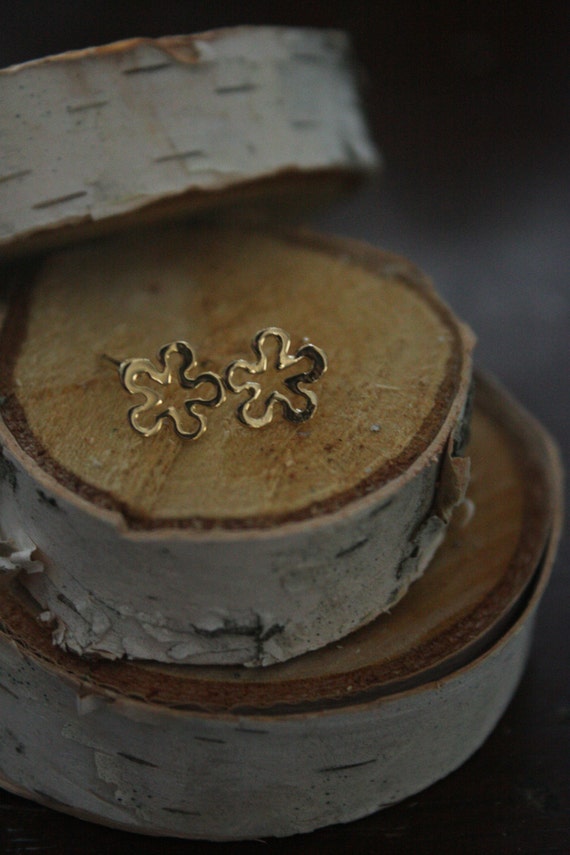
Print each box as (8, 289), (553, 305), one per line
(0, 224), (473, 665)
(0, 25), (561, 841)
(0, 28), (474, 666)
(0, 376), (562, 839)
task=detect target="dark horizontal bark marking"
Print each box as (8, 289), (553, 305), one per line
(235, 727), (269, 735)
(0, 169), (31, 184)
(123, 62), (171, 75)
(368, 497), (395, 518)
(37, 489), (59, 509)
(194, 736), (226, 744)
(215, 83), (257, 94)
(117, 751), (159, 768)
(318, 758), (377, 773)
(291, 119), (320, 129)
(66, 100), (109, 113)
(336, 537), (369, 558)
(56, 591), (77, 611)
(154, 150), (205, 163)
(0, 681), (18, 699)
(162, 807), (202, 816)
(291, 52), (326, 63)
(32, 191), (87, 210)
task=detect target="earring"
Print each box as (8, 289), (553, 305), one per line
(224, 327), (327, 428)
(117, 341), (225, 440)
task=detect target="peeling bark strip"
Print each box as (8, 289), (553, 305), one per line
(0, 27), (379, 259)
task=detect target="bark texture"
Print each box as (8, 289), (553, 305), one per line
(0, 375), (563, 839)
(0, 27), (379, 258)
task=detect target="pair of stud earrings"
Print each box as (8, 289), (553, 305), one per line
(115, 327), (327, 440)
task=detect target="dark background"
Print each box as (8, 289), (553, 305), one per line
(0, 2), (568, 853)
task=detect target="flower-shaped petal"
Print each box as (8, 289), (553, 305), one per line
(224, 327), (327, 428)
(119, 341), (224, 439)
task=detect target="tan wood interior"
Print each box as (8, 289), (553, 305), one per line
(0, 224), (466, 524)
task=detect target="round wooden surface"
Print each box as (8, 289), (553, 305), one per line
(0, 373), (559, 713)
(0, 225), (472, 526)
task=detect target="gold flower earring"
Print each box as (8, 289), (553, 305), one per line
(117, 341), (225, 439)
(224, 327), (327, 428)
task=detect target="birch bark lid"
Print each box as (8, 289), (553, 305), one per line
(0, 27), (379, 260)
(0, 225), (474, 664)
(0, 375), (562, 839)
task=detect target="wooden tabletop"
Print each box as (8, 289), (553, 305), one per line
(0, 3), (568, 853)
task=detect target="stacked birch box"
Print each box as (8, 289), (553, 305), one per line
(0, 28), (563, 840)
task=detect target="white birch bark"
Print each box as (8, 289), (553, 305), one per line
(0, 376), (472, 667)
(0, 542), (557, 841)
(0, 28), (379, 258)
(0, 376), (561, 838)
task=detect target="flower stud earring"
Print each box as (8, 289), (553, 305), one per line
(118, 341), (225, 439)
(224, 327), (327, 428)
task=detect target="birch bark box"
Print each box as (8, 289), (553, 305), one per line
(0, 28), (474, 666)
(0, 26), (563, 841)
(0, 374), (562, 839)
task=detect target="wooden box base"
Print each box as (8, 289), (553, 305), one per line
(0, 374), (562, 839)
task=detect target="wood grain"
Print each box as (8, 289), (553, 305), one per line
(3, 224), (470, 522)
